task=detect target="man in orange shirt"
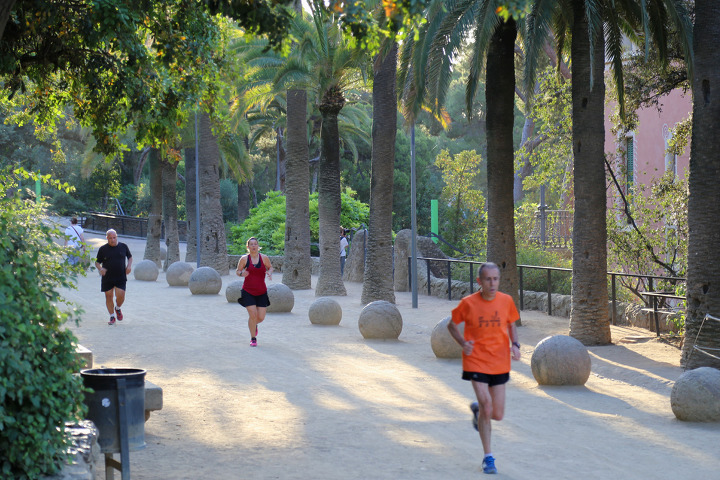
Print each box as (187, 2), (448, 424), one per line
(448, 262), (521, 474)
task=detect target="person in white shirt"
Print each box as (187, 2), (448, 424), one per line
(340, 228), (349, 275)
(64, 217), (85, 266)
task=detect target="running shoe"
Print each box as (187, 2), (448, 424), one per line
(250, 337), (257, 347)
(115, 307), (123, 321)
(482, 455), (497, 474)
(108, 315), (116, 326)
(470, 402), (479, 432)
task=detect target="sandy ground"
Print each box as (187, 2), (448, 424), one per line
(57, 229), (720, 480)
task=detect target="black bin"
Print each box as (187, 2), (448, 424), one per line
(80, 368), (147, 453)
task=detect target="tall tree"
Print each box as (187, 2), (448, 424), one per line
(681, 0), (720, 369)
(184, 146), (198, 263)
(161, 157), (180, 270)
(198, 113), (229, 274)
(361, 42), (398, 304)
(144, 148), (162, 268)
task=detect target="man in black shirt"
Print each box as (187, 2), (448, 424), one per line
(95, 229), (133, 325)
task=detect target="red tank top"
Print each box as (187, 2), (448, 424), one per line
(242, 254), (267, 296)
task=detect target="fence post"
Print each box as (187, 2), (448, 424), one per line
(447, 260), (452, 301)
(469, 262), (474, 294)
(547, 268), (552, 316)
(427, 259), (431, 297)
(407, 257), (412, 292)
(611, 274), (617, 325)
(519, 266), (524, 310)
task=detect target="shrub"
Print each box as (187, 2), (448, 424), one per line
(228, 189), (369, 256)
(517, 246), (572, 295)
(0, 170), (86, 479)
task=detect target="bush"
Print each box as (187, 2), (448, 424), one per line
(228, 189), (370, 256)
(0, 170), (86, 479)
(517, 246), (572, 295)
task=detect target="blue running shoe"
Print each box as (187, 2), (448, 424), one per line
(482, 455), (497, 474)
(470, 402), (479, 432)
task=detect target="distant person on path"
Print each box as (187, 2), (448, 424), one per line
(236, 237), (273, 347)
(340, 228), (349, 275)
(95, 229), (133, 325)
(64, 216), (85, 266)
(447, 262), (521, 475)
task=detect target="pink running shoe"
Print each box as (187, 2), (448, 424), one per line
(250, 337), (257, 347)
(108, 315), (116, 326)
(115, 307), (123, 321)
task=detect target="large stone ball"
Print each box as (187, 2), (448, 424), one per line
(531, 335), (591, 385)
(166, 261), (194, 287)
(225, 280), (244, 303)
(309, 297), (342, 325)
(358, 301), (403, 339)
(431, 316), (464, 358)
(671, 367), (720, 422)
(266, 283), (294, 313)
(188, 266), (222, 295)
(134, 259), (159, 282)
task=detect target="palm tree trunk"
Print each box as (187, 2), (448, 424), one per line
(316, 87), (347, 296)
(198, 113), (229, 275)
(283, 89), (313, 290)
(144, 148), (162, 268)
(237, 180), (251, 222)
(568, 0), (611, 345)
(162, 158), (180, 271)
(362, 43), (398, 305)
(485, 19), (520, 314)
(184, 147), (197, 263)
(681, 0), (720, 369)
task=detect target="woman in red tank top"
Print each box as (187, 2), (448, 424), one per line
(236, 237), (274, 346)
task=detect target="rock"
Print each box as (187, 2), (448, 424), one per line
(358, 300), (403, 339)
(531, 335), (591, 385)
(188, 266), (222, 295)
(309, 297), (342, 325)
(225, 280), (244, 303)
(431, 316), (464, 358)
(266, 283), (294, 312)
(166, 261), (194, 287)
(343, 229), (366, 282)
(160, 246), (167, 261)
(671, 367), (720, 422)
(134, 259), (159, 282)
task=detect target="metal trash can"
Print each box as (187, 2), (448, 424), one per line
(81, 368), (147, 453)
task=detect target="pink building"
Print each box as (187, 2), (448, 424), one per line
(605, 90), (691, 203)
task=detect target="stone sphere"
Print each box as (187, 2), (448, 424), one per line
(671, 367), (720, 422)
(309, 297), (342, 325)
(358, 300), (403, 339)
(266, 283), (294, 313)
(133, 259), (159, 282)
(531, 335), (591, 385)
(431, 316), (464, 358)
(160, 246), (167, 261)
(225, 280), (244, 303)
(166, 261), (194, 287)
(188, 266), (222, 295)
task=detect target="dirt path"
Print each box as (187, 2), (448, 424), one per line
(59, 230), (720, 480)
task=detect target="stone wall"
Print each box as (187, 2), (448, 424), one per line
(41, 421), (102, 480)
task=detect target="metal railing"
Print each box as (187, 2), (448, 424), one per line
(82, 212), (188, 241)
(409, 256), (686, 323)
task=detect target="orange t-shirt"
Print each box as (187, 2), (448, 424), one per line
(451, 291), (520, 374)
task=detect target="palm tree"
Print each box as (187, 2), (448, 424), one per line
(197, 112), (229, 274)
(399, 0), (521, 306)
(161, 156), (181, 270)
(361, 42), (398, 305)
(681, 0), (720, 370)
(524, 0), (693, 345)
(144, 148), (163, 268)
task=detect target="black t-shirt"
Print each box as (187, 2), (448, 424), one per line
(96, 243), (132, 281)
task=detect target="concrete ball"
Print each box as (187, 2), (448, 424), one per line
(266, 283), (294, 313)
(358, 301), (403, 339)
(531, 335), (591, 385)
(134, 259), (159, 282)
(431, 316), (464, 358)
(671, 367), (720, 422)
(309, 297), (342, 325)
(188, 266), (222, 295)
(166, 262), (194, 287)
(225, 280), (244, 303)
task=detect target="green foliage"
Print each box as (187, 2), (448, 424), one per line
(220, 178), (239, 223)
(607, 171), (688, 302)
(228, 189), (369, 255)
(434, 149), (486, 255)
(0, 169), (86, 479)
(516, 246), (572, 295)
